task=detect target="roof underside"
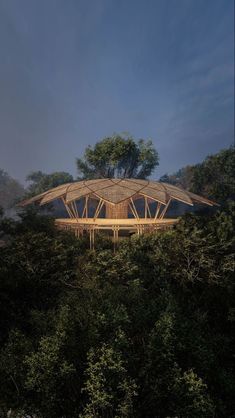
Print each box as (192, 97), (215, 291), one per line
(19, 178), (217, 207)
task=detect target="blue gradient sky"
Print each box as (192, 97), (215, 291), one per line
(0, 0), (234, 182)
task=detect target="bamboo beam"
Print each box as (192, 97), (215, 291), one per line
(130, 198), (139, 220)
(68, 203), (76, 218)
(82, 196), (88, 219)
(113, 226), (116, 252)
(145, 197), (147, 219)
(113, 226), (119, 253)
(94, 199), (104, 220)
(159, 199), (171, 219)
(94, 199), (102, 219)
(154, 202), (161, 220)
(86, 196), (89, 218)
(89, 227), (95, 250)
(61, 197), (74, 219)
(147, 200), (151, 218)
(96, 200), (104, 219)
(89, 228), (92, 250)
(70, 201), (79, 220)
(72, 200), (79, 218)
(92, 228), (95, 250)
(82, 200), (85, 218)
(129, 202), (137, 218)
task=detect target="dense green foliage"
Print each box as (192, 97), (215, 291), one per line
(0, 146), (234, 416)
(77, 134), (159, 179)
(0, 169), (24, 210)
(26, 171), (74, 196)
(0, 205), (234, 417)
(160, 147), (235, 204)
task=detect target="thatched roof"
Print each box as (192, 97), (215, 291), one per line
(19, 178), (217, 207)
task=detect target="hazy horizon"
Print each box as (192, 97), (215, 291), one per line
(0, 0), (234, 184)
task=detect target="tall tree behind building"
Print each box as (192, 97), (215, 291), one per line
(77, 133), (159, 179)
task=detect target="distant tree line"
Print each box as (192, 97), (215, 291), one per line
(160, 147), (235, 204)
(0, 169), (24, 211)
(1, 135), (234, 211)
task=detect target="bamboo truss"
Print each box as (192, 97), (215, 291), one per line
(19, 178), (218, 249)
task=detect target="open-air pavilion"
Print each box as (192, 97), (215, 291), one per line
(19, 178), (217, 249)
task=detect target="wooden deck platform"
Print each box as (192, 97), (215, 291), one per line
(55, 218), (179, 249)
(55, 217), (179, 227)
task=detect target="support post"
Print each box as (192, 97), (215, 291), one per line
(145, 197), (147, 219)
(94, 199), (104, 220)
(154, 202), (161, 220)
(113, 226), (119, 253)
(89, 227), (95, 250)
(82, 196), (89, 219)
(130, 198), (139, 220)
(61, 197), (74, 219)
(159, 199), (171, 219)
(129, 202), (136, 218)
(72, 201), (79, 218)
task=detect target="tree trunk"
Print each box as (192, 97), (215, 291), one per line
(105, 201), (129, 219)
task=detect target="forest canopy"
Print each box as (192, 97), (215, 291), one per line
(0, 145), (234, 417)
(0, 203), (234, 417)
(77, 134), (159, 179)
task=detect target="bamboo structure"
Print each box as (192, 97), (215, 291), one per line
(19, 178), (217, 249)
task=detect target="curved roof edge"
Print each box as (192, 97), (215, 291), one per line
(18, 178), (218, 207)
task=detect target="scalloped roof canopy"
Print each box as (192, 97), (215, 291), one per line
(19, 178), (217, 208)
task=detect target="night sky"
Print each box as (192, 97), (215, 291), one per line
(0, 0), (234, 183)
